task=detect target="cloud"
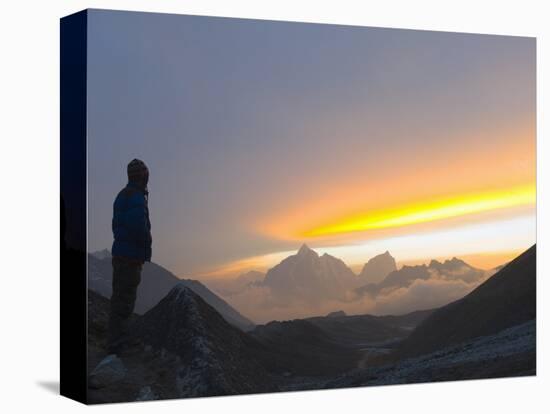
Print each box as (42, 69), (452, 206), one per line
(368, 277), (477, 315)
(216, 271), (485, 324)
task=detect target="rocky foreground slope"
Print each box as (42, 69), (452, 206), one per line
(322, 320), (535, 390)
(133, 284), (275, 397)
(87, 285), (276, 403)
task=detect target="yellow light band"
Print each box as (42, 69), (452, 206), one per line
(303, 183), (535, 237)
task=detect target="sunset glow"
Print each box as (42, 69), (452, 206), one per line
(302, 183), (535, 238)
(201, 214), (536, 277)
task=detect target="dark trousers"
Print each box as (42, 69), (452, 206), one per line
(107, 257), (142, 352)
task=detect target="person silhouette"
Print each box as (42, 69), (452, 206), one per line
(107, 159), (152, 354)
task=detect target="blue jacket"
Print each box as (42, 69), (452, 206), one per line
(111, 182), (152, 262)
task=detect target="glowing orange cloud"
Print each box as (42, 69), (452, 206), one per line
(301, 183), (535, 238)
(254, 124), (535, 244)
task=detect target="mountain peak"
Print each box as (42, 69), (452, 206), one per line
(263, 243), (355, 300)
(430, 257), (470, 270)
(134, 283), (275, 396)
(326, 310), (347, 318)
(446, 257), (472, 269)
(358, 251), (397, 284)
(297, 243), (317, 257)
(429, 259), (442, 267)
(157, 284), (204, 320)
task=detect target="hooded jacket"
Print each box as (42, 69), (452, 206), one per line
(111, 181), (152, 262)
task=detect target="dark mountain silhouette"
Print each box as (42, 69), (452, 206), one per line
(249, 308), (434, 376)
(395, 244), (536, 358)
(374, 308), (437, 331)
(88, 289), (113, 351)
(305, 309), (433, 346)
(134, 284), (276, 397)
(326, 310), (347, 318)
(87, 289), (181, 403)
(357, 256), (486, 297)
(376, 264), (430, 291)
(262, 244), (358, 302)
(179, 279), (256, 331)
(87, 287), (275, 402)
(357, 251), (397, 284)
(250, 319), (361, 376)
(88, 253), (254, 330)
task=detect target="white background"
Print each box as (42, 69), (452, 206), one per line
(0, 0), (548, 412)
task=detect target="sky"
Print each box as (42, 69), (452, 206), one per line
(87, 10), (536, 279)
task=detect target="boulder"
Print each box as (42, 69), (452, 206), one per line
(89, 354), (127, 389)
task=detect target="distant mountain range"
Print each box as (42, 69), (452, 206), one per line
(248, 244), (487, 301)
(356, 256), (487, 297)
(214, 244), (491, 321)
(88, 250), (254, 330)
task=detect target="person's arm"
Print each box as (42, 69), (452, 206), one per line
(124, 193), (151, 247)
